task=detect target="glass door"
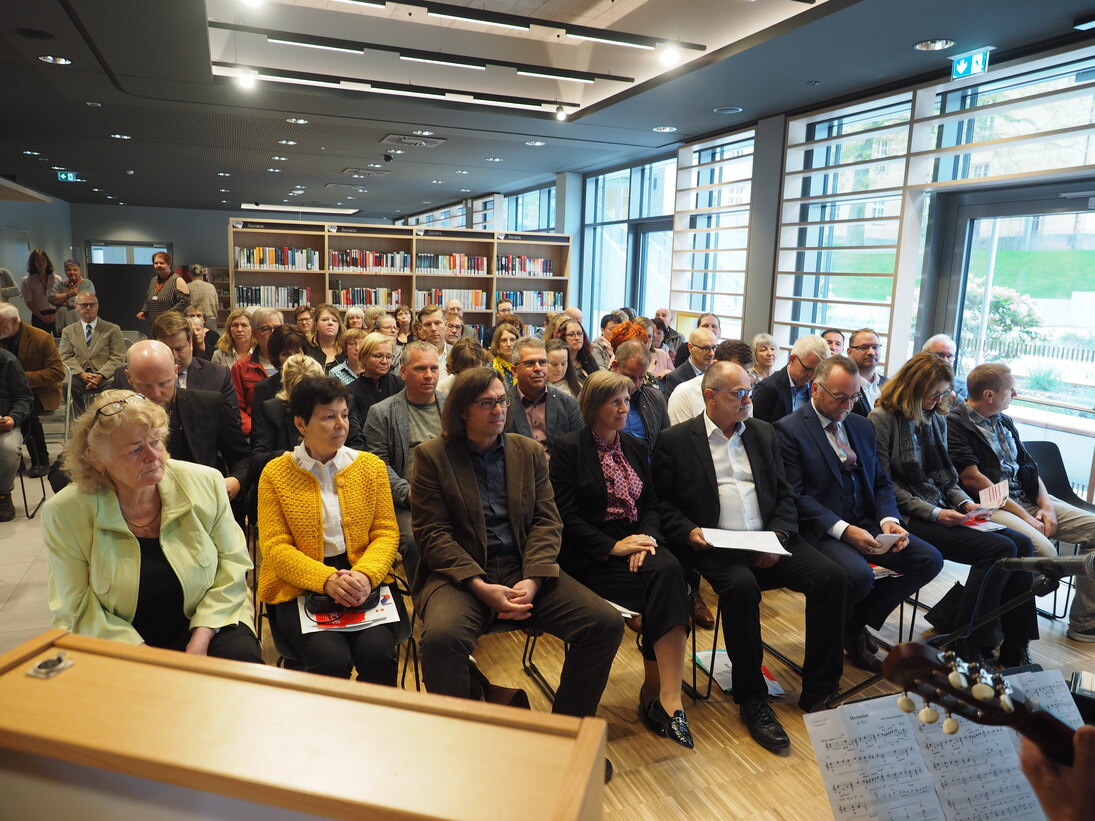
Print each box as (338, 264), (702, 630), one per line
(635, 221), (672, 317)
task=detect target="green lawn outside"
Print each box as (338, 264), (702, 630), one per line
(967, 249), (1095, 300)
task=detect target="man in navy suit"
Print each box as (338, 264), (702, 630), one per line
(751, 334), (828, 425)
(775, 355), (942, 672)
(655, 362), (847, 747)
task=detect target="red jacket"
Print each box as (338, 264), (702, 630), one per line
(231, 352), (269, 436)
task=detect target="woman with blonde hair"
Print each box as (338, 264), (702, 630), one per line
(347, 332), (404, 426)
(213, 308), (254, 367)
(489, 323), (520, 389)
(42, 391), (260, 661)
(344, 305), (366, 330)
(749, 333), (778, 386)
(329, 328), (369, 385)
(870, 352), (1039, 666)
(307, 303), (346, 373)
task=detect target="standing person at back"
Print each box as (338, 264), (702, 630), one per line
(57, 292), (125, 417)
(51, 259), (95, 332)
(20, 249), (64, 333)
(137, 252), (190, 326)
(186, 264), (221, 330)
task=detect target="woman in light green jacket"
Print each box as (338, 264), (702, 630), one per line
(42, 390), (262, 662)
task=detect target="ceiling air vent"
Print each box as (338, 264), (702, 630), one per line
(341, 167), (391, 177)
(381, 134), (446, 148)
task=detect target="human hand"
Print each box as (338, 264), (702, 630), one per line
(0, 416), (14, 433)
(224, 476), (241, 500)
(843, 525), (882, 555)
(468, 579), (533, 620)
(751, 552), (780, 569)
(688, 527), (713, 551)
(1021, 510), (1047, 535)
(324, 571), (368, 608)
(509, 578), (542, 606)
(1021, 724), (1095, 821)
(184, 626), (215, 655)
(936, 509), (968, 527)
(1036, 506), (1059, 540)
(136, 311), (146, 320)
(880, 521), (909, 551)
(609, 533), (657, 558)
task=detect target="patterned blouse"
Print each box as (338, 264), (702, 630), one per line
(593, 430), (643, 523)
(142, 273), (190, 321)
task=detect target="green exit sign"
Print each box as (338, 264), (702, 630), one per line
(56, 171), (78, 182)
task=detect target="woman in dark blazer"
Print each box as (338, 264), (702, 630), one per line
(550, 371), (692, 748)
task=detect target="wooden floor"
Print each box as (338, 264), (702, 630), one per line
(258, 566), (1095, 820)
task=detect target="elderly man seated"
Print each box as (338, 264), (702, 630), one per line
(57, 292), (125, 417)
(0, 302), (63, 477)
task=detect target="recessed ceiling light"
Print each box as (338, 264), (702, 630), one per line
(367, 163), (384, 169)
(712, 106), (743, 115)
(485, 157), (503, 162)
(805, 80), (821, 86)
(51, 166), (65, 171)
(86, 101), (101, 107)
(38, 55), (72, 65)
(221, 199), (230, 204)
(217, 171), (231, 177)
(422, 201), (432, 204)
(525, 140), (546, 147)
(267, 168), (282, 172)
(389, 149), (405, 155)
(356, 188), (367, 193)
(460, 188), (471, 193)
(91, 188), (102, 192)
(271, 155), (288, 161)
(283, 199), (290, 203)
(277, 139), (297, 145)
(292, 188), (305, 194)
(22, 150), (39, 156)
(430, 179), (444, 184)
(454, 169), (470, 174)
(346, 196), (355, 200)
(652, 125), (677, 133)
(117, 202), (125, 206)
(286, 117), (309, 124)
(219, 188), (230, 193)
(412, 129), (434, 136)
(105, 195), (113, 199)
(657, 45), (680, 67)
(914, 38), (955, 51)
(110, 133), (131, 140)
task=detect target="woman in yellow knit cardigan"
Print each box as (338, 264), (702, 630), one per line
(258, 375), (402, 682)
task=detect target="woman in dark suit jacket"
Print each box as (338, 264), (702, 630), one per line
(550, 371), (693, 748)
(249, 354), (325, 488)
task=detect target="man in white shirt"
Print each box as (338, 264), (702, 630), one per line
(847, 327), (887, 415)
(668, 339), (753, 425)
(654, 362), (847, 748)
(57, 293), (125, 416)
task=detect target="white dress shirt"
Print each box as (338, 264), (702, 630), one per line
(704, 412), (764, 532)
(292, 443), (358, 557)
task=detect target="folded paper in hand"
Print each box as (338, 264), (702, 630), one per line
(978, 478), (1010, 510)
(700, 528), (790, 555)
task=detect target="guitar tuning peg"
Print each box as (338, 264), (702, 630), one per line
(942, 714), (960, 735)
(947, 670), (968, 690)
(971, 681), (995, 701)
(999, 692), (1015, 713)
(897, 693), (916, 713)
(918, 705), (939, 724)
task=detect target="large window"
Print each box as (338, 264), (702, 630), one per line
(582, 158), (676, 324)
(506, 186), (556, 232)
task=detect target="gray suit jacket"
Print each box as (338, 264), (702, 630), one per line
(364, 388), (447, 506)
(58, 318), (126, 379)
(505, 384), (582, 448)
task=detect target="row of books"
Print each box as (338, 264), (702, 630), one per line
(495, 256), (557, 276)
(328, 288), (403, 308)
(235, 285), (313, 309)
(328, 250), (411, 273)
(415, 253), (488, 275)
(496, 290), (566, 312)
(234, 246), (322, 270)
(414, 289), (490, 309)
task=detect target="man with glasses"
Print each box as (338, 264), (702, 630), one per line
(847, 328), (887, 416)
(505, 337), (581, 459)
(752, 334), (829, 425)
(444, 298), (478, 340)
(775, 356), (942, 673)
(443, 311), (466, 347)
(610, 340), (670, 456)
(922, 333), (968, 400)
(673, 313), (721, 368)
(410, 366), (622, 772)
(57, 293), (125, 416)
(668, 339), (754, 426)
(665, 327), (718, 396)
(655, 362), (847, 744)
(363, 341), (445, 584)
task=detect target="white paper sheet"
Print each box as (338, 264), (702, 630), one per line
(700, 528), (790, 555)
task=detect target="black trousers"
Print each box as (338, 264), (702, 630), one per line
(152, 622), (264, 664)
(269, 554), (403, 685)
(906, 519), (1039, 646)
(418, 555), (624, 718)
(691, 537), (847, 702)
(20, 395), (47, 468)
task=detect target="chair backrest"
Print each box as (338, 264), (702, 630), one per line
(1025, 440), (1093, 512)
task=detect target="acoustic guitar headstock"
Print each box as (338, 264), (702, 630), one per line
(882, 642), (1074, 765)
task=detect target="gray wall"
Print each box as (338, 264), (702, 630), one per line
(0, 198), (74, 275)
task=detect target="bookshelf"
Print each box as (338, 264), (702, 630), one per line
(227, 221), (570, 322)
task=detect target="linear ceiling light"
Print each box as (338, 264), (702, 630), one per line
(330, 0), (386, 7)
(425, 10), (530, 31)
(564, 31), (655, 49)
(399, 54), (487, 70)
(268, 37), (362, 54)
(516, 70), (594, 84)
(242, 203), (360, 215)
(1076, 15), (1095, 31)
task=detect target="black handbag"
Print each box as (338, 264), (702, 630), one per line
(304, 585), (381, 616)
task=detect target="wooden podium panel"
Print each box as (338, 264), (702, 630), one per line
(0, 631), (604, 821)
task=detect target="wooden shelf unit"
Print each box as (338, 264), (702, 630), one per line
(227, 220), (570, 319)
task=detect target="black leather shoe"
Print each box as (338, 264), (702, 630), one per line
(862, 629), (879, 654)
(844, 630), (882, 673)
(643, 697), (694, 749)
(604, 758), (613, 783)
(998, 640), (1032, 668)
(799, 689), (838, 714)
(27, 464), (49, 479)
(739, 697), (790, 752)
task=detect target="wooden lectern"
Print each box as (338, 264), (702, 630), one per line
(0, 630), (604, 820)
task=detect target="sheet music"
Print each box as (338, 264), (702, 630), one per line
(806, 670), (1080, 820)
(805, 699), (946, 820)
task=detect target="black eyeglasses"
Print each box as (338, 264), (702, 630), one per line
(849, 343), (882, 352)
(93, 394), (147, 425)
(691, 344), (718, 353)
(472, 397), (511, 410)
(817, 382), (861, 405)
(710, 387), (753, 400)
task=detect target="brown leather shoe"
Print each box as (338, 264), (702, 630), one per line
(692, 593), (715, 630)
